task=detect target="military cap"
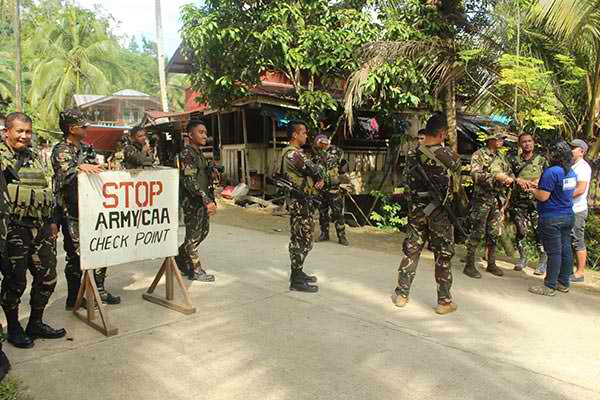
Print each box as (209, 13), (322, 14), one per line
(483, 126), (507, 141)
(59, 108), (90, 127)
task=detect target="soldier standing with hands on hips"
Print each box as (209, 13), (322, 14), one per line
(52, 109), (121, 309)
(281, 121), (324, 293)
(0, 112), (66, 349)
(313, 134), (349, 246)
(175, 119), (217, 282)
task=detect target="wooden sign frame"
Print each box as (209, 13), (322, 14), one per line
(73, 270), (119, 337)
(143, 257), (197, 315)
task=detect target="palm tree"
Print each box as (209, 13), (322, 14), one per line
(530, 0), (600, 138)
(344, 0), (483, 150)
(26, 5), (123, 128)
(0, 52), (14, 101)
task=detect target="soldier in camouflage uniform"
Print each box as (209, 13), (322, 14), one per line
(509, 133), (547, 271)
(0, 116), (13, 377)
(0, 112), (66, 349)
(282, 121), (324, 293)
(123, 126), (155, 169)
(391, 114), (460, 315)
(175, 120), (217, 282)
(463, 128), (514, 279)
(313, 134), (349, 246)
(52, 109), (121, 309)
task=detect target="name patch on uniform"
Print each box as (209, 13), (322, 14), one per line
(563, 177), (576, 190)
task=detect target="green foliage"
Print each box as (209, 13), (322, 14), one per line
(369, 190), (407, 231)
(0, 378), (32, 400)
(584, 212), (600, 271)
(181, 1), (380, 125)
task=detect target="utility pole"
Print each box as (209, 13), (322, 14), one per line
(14, 0), (22, 111)
(155, 0), (169, 112)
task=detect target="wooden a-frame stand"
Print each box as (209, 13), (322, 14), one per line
(73, 270), (119, 337)
(143, 257), (196, 315)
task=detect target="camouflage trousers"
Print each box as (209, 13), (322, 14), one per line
(395, 202), (454, 304)
(318, 190), (346, 237)
(510, 201), (543, 254)
(466, 197), (501, 258)
(289, 198), (314, 271)
(0, 222), (57, 310)
(177, 200), (210, 273)
(59, 214), (108, 294)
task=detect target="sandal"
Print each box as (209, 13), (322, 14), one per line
(556, 283), (570, 293)
(528, 285), (556, 296)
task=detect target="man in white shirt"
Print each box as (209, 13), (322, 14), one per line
(570, 139), (591, 282)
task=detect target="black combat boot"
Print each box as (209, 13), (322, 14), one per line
(96, 273), (122, 305)
(289, 270), (319, 293)
(463, 249), (482, 279)
(26, 308), (66, 339)
(0, 342), (10, 383)
(486, 244), (504, 276)
(337, 233), (349, 246)
(298, 270), (318, 283)
(4, 308), (33, 349)
(316, 231), (330, 242)
(188, 269), (216, 282)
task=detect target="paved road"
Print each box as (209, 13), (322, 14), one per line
(5, 223), (600, 400)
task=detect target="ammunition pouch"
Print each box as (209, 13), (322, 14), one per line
(7, 167), (53, 221)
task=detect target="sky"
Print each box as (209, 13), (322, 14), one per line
(75, 0), (201, 57)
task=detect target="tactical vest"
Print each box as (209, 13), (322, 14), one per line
(407, 145), (453, 200)
(281, 145), (315, 195)
(489, 153), (511, 197)
(7, 167), (53, 220)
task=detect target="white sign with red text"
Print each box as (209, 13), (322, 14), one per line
(78, 168), (179, 270)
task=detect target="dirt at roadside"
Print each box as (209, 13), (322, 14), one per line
(212, 199), (600, 293)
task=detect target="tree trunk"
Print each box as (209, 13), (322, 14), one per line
(14, 0), (22, 111)
(445, 80), (458, 151)
(155, 0), (169, 112)
(585, 54), (600, 139)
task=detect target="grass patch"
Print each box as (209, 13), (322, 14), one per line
(0, 378), (31, 400)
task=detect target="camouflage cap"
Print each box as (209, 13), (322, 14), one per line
(483, 126), (507, 141)
(59, 108), (90, 127)
(314, 134), (330, 145)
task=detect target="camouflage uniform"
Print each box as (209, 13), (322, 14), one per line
(313, 145), (347, 241)
(509, 153), (547, 262)
(0, 142), (58, 314)
(123, 142), (155, 169)
(176, 144), (213, 278)
(466, 147), (514, 270)
(51, 137), (110, 303)
(394, 144), (461, 305)
(281, 145), (322, 275)
(109, 150), (124, 170)
(0, 157), (9, 371)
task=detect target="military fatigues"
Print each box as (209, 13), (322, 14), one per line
(509, 153), (546, 261)
(313, 145), (347, 241)
(51, 139), (109, 303)
(123, 142), (155, 170)
(282, 145), (322, 275)
(0, 143), (58, 314)
(0, 144), (10, 370)
(394, 145), (461, 305)
(176, 144), (212, 277)
(466, 147), (514, 269)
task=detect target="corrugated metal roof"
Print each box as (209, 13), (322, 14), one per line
(112, 89), (150, 97)
(73, 94), (104, 106)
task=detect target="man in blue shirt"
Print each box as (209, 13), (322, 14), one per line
(528, 142), (576, 296)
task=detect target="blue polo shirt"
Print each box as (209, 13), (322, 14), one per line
(537, 165), (577, 218)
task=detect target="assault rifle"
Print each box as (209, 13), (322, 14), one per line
(412, 161), (468, 239)
(266, 175), (321, 206)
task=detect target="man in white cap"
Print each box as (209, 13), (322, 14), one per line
(570, 139), (591, 282)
